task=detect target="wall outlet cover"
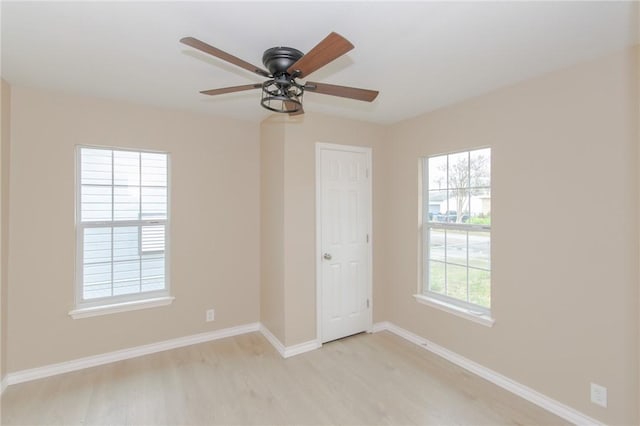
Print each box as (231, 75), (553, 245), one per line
(590, 383), (607, 408)
(206, 309), (215, 322)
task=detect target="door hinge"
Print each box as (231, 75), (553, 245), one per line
(366, 234), (369, 243)
(366, 299), (370, 308)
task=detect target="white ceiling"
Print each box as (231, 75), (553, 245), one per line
(1, 1), (638, 125)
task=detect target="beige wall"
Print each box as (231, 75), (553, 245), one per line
(383, 47), (639, 425)
(1, 80), (10, 382)
(636, 6), (640, 417)
(6, 86), (261, 372)
(259, 112), (386, 346)
(260, 116), (286, 343)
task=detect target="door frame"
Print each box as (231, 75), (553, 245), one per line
(315, 142), (373, 344)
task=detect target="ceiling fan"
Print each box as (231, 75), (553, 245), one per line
(180, 32), (379, 115)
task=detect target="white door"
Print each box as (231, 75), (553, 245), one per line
(317, 143), (372, 343)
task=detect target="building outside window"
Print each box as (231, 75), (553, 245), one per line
(75, 146), (169, 311)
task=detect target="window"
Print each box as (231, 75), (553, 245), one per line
(421, 148), (491, 317)
(75, 146), (170, 313)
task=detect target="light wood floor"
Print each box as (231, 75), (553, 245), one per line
(1, 331), (567, 425)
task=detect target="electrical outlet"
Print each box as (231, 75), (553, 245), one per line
(206, 309), (215, 322)
(590, 383), (607, 408)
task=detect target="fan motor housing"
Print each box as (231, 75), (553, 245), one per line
(262, 47), (304, 76)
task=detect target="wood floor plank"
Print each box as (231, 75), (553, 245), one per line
(1, 331), (568, 425)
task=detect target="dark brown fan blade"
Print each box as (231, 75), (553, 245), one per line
(200, 83), (262, 96)
(304, 82), (379, 102)
(287, 32), (354, 78)
(180, 37), (270, 77)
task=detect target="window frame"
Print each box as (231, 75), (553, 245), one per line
(74, 145), (171, 311)
(421, 148), (491, 317)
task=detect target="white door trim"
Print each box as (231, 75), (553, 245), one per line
(315, 142), (373, 344)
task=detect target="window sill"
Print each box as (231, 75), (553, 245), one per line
(413, 294), (495, 327)
(69, 296), (175, 319)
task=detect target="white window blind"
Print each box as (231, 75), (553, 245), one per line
(77, 147), (169, 305)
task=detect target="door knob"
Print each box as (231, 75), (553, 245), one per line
(323, 253), (332, 260)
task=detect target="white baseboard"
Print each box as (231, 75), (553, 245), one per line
(372, 321), (391, 333)
(6, 322), (260, 387)
(4, 321), (320, 389)
(259, 324), (286, 356)
(372, 322), (602, 426)
(5, 318), (598, 425)
(259, 324), (320, 358)
(283, 338), (321, 358)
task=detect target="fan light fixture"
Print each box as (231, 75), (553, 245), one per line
(259, 77), (304, 114)
(260, 91), (303, 114)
